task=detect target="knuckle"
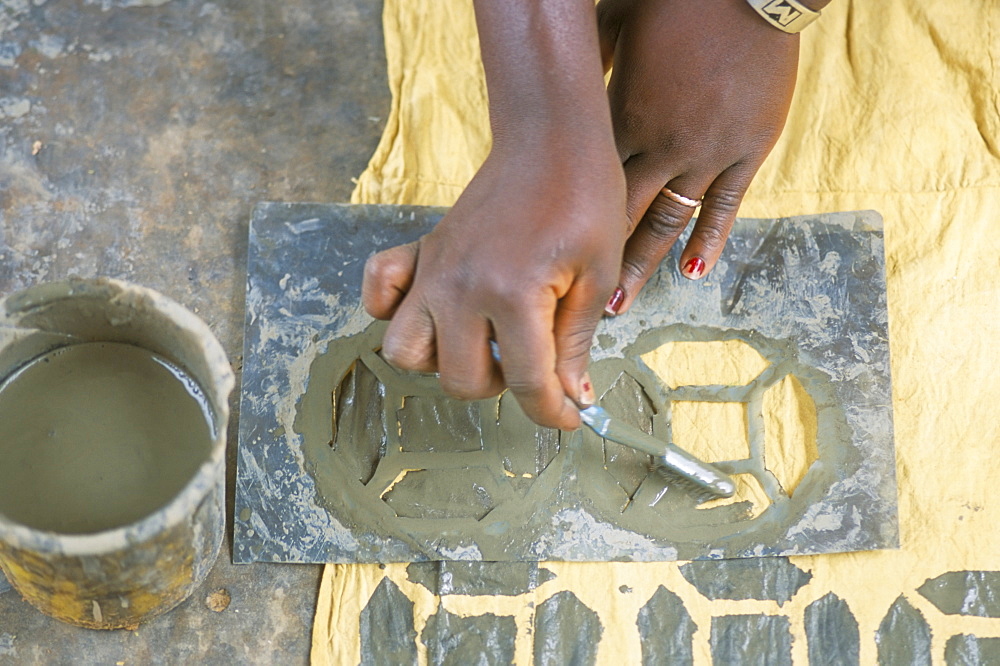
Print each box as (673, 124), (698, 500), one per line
(557, 342), (592, 377)
(643, 201), (692, 242)
(619, 254), (649, 285)
(381, 337), (431, 372)
(363, 251), (391, 283)
(694, 222), (731, 250)
(489, 279), (544, 315)
(557, 317), (598, 360)
(505, 373), (550, 406)
(654, 132), (684, 158)
(439, 375), (492, 401)
(624, 205), (643, 234)
(364, 251), (408, 288)
(612, 101), (651, 145)
(703, 187), (743, 216)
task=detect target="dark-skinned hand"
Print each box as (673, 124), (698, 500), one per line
(363, 143), (626, 430)
(362, 0), (626, 430)
(597, 0), (800, 314)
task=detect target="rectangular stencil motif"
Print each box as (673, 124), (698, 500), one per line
(234, 204), (899, 563)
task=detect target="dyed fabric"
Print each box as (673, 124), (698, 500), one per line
(313, 0), (1000, 663)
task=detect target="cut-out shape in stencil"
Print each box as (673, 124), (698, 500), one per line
(917, 571), (1000, 617)
(235, 204), (898, 563)
(359, 577), (417, 664)
(697, 473), (772, 520)
(533, 591), (603, 665)
(680, 557), (812, 605)
(805, 593), (860, 665)
(331, 359), (385, 485)
(496, 390), (560, 496)
(641, 339), (769, 389)
(670, 400), (751, 463)
(382, 468), (499, 521)
(637, 586), (696, 665)
(762, 374), (819, 497)
(421, 608), (517, 666)
(599, 372), (657, 501)
(876, 596), (932, 665)
(396, 396), (483, 453)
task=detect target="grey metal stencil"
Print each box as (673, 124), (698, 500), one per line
(234, 203), (898, 563)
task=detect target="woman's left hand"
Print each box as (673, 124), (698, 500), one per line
(597, 0), (800, 313)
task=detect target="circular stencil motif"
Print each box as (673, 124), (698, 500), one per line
(297, 321), (569, 535)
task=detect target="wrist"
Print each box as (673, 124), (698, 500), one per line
(490, 108), (618, 160)
(489, 123), (623, 187)
(474, 0), (617, 161)
(742, 0), (826, 33)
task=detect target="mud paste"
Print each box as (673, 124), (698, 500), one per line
(0, 342), (214, 534)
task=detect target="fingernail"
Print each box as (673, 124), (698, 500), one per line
(562, 396), (581, 429)
(579, 373), (596, 407)
(604, 287), (625, 316)
(681, 257), (706, 280)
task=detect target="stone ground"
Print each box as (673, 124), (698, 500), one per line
(0, 0), (388, 662)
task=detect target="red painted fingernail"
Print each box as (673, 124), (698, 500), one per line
(579, 374), (596, 407)
(681, 257), (706, 280)
(604, 287), (625, 315)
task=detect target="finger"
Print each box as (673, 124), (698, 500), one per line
(677, 164), (754, 280)
(553, 271), (615, 406)
(613, 171), (707, 314)
(435, 315), (505, 400)
(602, 153), (679, 316)
(620, 152), (676, 233)
(380, 295), (438, 373)
(362, 242), (419, 320)
(493, 299), (580, 431)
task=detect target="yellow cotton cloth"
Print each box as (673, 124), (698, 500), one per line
(313, 0), (1000, 663)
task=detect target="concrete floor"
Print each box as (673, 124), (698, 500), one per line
(0, 0), (389, 661)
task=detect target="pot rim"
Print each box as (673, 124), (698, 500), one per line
(0, 277), (234, 557)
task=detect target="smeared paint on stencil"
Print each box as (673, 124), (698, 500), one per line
(234, 204), (898, 563)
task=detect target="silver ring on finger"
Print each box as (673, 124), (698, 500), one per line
(661, 186), (702, 209)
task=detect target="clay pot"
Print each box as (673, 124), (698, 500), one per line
(0, 278), (233, 630)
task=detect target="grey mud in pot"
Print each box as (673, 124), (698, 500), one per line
(0, 342), (215, 535)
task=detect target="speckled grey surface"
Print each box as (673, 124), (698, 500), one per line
(0, 0), (387, 661)
(234, 204), (899, 563)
